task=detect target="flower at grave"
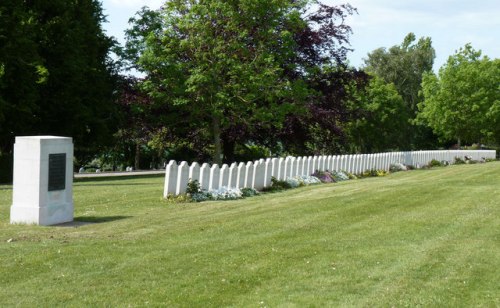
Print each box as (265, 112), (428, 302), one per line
(286, 177), (301, 188)
(389, 163), (407, 172)
(312, 170), (335, 183)
(298, 175), (322, 185)
(207, 186), (243, 200)
(330, 171), (349, 181)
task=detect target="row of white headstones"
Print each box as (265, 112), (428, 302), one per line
(164, 150), (496, 197)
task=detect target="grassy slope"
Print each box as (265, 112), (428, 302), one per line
(0, 164), (498, 307)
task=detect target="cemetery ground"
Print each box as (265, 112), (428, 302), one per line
(0, 163), (499, 306)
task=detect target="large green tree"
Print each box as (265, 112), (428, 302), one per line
(418, 44), (500, 146)
(0, 0), (118, 160)
(363, 33), (436, 148)
(347, 75), (408, 153)
(131, 1), (359, 163)
(138, 0), (311, 164)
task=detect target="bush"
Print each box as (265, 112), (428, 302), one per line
(331, 171), (349, 182)
(241, 187), (259, 197)
(428, 159), (443, 167)
(312, 170), (335, 183)
(191, 192), (210, 202)
(390, 163), (407, 172)
(207, 187), (242, 200)
(362, 169), (388, 177)
(454, 157), (466, 165)
(345, 172), (358, 180)
(285, 177), (302, 188)
(262, 177), (293, 192)
(186, 179), (201, 194)
(294, 175), (321, 185)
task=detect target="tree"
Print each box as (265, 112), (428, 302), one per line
(0, 0), (118, 161)
(131, 1), (358, 163)
(346, 75), (408, 153)
(418, 44), (500, 146)
(363, 33), (436, 148)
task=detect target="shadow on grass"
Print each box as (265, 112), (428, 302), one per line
(74, 182), (159, 187)
(74, 173), (164, 183)
(74, 215), (131, 223)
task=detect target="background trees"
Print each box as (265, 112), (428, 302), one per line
(0, 0), (118, 181)
(1, 1), (498, 182)
(131, 1), (361, 163)
(363, 33), (437, 149)
(418, 44), (500, 146)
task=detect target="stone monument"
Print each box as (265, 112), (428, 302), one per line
(10, 136), (74, 225)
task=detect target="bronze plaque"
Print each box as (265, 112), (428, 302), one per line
(48, 153), (66, 191)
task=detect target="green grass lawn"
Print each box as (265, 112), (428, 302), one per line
(0, 163), (499, 306)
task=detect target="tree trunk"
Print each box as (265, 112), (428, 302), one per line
(135, 142), (141, 170)
(457, 137), (461, 148)
(212, 115), (222, 165)
(222, 138), (235, 164)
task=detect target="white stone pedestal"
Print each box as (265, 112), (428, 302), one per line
(10, 136), (74, 225)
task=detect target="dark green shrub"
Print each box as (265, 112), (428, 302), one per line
(241, 187), (259, 197)
(186, 179), (201, 194)
(262, 177), (292, 192)
(428, 159), (442, 167)
(454, 157), (466, 164)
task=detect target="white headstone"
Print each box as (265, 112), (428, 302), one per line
(228, 162), (238, 188)
(209, 164), (220, 191)
(199, 163), (210, 190)
(236, 162), (246, 188)
(219, 164), (229, 188)
(306, 156), (313, 175)
(189, 162), (201, 184)
(270, 158), (278, 179)
(277, 158), (285, 180)
(264, 159), (272, 188)
(11, 136), (74, 225)
(176, 161), (189, 195)
(244, 162), (254, 188)
(164, 160), (178, 197)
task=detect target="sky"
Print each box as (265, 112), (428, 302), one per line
(101, 0), (500, 71)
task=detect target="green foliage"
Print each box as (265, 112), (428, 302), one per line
(136, 1), (312, 163)
(361, 169), (388, 177)
(186, 179), (201, 195)
(454, 157), (466, 165)
(262, 176), (293, 192)
(418, 44), (500, 146)
(428, 159), (443, 167)
(347, 75), (408, 152)
(240, 187), (259, 198)
(0, 0), (119, 163)
(364, 33), (437, 148)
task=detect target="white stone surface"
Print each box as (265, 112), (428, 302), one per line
(244, 162), (254, 188)
(209, 164), (220, 190)
(189, 162), (200, 184)
(200, 163), (210, 190)
(11, 136), (74, 226)
(219, 164), (229, 188)
(164, 160), (177, 197)
(176, 161), (189, 195)
(228, 163), (237, 188)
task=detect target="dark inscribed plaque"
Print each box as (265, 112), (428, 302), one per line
(48, 153), (66, 191)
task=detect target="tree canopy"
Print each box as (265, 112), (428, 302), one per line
(0, 0), (118, 159)
(130, 0), (359, 163)
(363, 33), (436, 148)
(418, 44), (500, 146)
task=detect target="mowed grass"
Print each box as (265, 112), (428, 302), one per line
(0, 163), (499, 307)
